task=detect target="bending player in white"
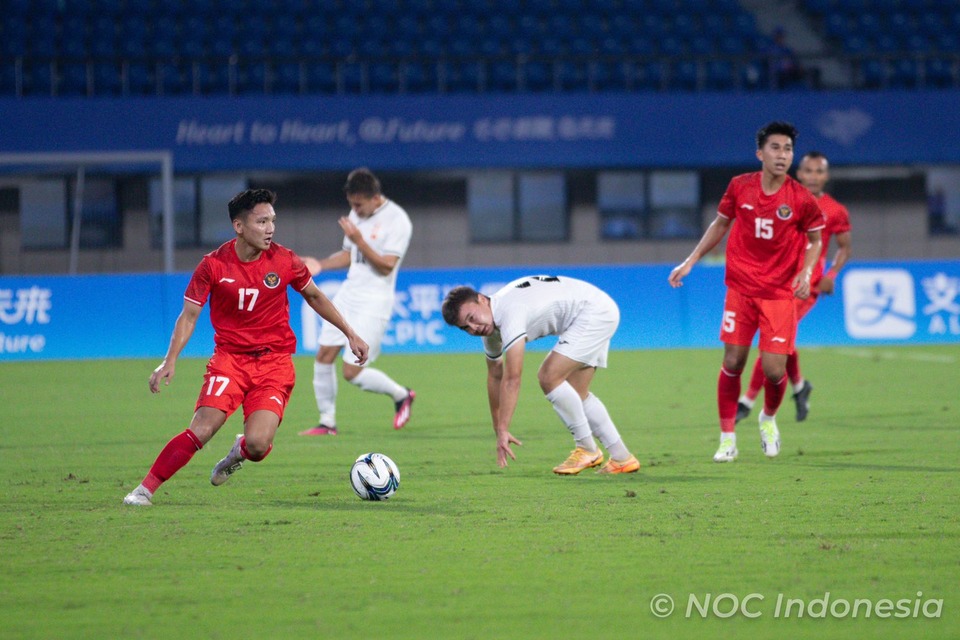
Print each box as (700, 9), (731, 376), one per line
(300, 168), (415, 436)
(441, 275), (640, 474)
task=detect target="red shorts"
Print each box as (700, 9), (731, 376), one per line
(720, 289), (797, 355)
(195, 349), (296, 423)
(795, 291), (819, 323)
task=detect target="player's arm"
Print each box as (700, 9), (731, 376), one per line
(338, 217), (400, 276)
(301, 249), (350, 277)
(487, 341), (525, 468)
(818, 230), (851, 295)
(793, 229), (822, 299)
(668, 214), (732, 287)
(149, 300), (202, 393)
(300, 280), (369, 365)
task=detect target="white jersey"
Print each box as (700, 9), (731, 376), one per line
(334, 198), (412, 318)
(482, 275), (617, 361)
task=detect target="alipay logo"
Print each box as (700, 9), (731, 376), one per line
(843, 269), (916, 339)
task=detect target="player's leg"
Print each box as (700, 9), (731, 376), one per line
(340, 314), (415, 430)
(123, 406), (229, 505)
(736, 357), (766, 422)
(714, 290), (757, 461)
(536, 351), (604, 474)
(753, 298), (796, 458)
(213, 354), (294, 485)
(301, 343), (341, 435)
(563, 366), (639, 474)
(789, 295), (816, 421)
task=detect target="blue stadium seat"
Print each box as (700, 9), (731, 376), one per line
(195, 62), (230, 95)
(672, 14), (697, 38)
(273, 63), (302, 94)
(625, 34), (656, 56)
(125, 63), (155, 95)
(924, 57), (956, 87)
(488, 61), (518, 92)
(59, 63), (90, 96)
(581, 15), (607, 38)
(717, 35), (746, 56)
(340, 62), (366, 94)
(370, 63), (400, 93)
(689, 35), (715, 56)
(568, 37), (596, 57)
(856, 13), (882, 37)
(592, 61), (627, 91)
(305, 62), (337, 94)
(59, 34), (88, 60)
(0, 63), (17, 96)
(237, 63), (268, 94)
(597, 35), (622, 56)
(702, 13), (728, 34)
(886, 12), (911, 33)
(23, 63), (54, 96)
(705, 59), (735, 90)
(522, 61), (553, 92)
(93, 63), (122, 95)
(299, 36), (330, 58)
(156, 63), (191, 95)
(874, 34), (902, 53)
(668, 60), (699, 91)
(933, 33), (960, 53)
(860, 58), (886, 88)
(740, 59), (770, 90)
(889, 58), (919, 88)
(556, 60), (588, 91)
(918, 11), (948, 36)
(479, 37), (505, 57)
(842, 34), (869, 54)
(440, 61), (482, 93)
(402, 62), (439, 93)
(657, 36), (683, 57)
(626, 60), (664, 91)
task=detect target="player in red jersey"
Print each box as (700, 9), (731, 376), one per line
(668, 121), (825, 462)
(737, 151), (852, 423)
(123, 189), (368, 506)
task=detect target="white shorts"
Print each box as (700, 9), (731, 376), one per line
(318, 303), (390, 366)
(552, 292), (620, 368)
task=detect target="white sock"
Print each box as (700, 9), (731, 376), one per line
(759, 409), (776, 422)
(313, 361), (337, 426)
(545, 382), (596, 451)
(738, 395), (755, 408)
(720, 432), (737, 445)
(582, 393), (630, 460)
(350, 368), (406, 402)
(793, 379), (806, 394)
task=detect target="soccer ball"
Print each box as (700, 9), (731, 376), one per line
(349, 453), (400, 500)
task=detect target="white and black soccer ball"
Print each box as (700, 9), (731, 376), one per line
(349, 453), (400, 501)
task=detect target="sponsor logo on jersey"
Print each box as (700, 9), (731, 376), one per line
(776, 205), (793, 220)
(219, 278), (236, 283)
(263, 272), (280, 289)
(740, 204), (754, 210)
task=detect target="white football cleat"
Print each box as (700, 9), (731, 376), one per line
(713, 435), (739, 463)
(123, 485), (153, 506)
(211, 434), (244, 486)
(759, 414), (781, 458)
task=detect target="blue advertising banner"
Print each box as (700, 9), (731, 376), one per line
(1, 260), (958, 362)
(2, 91), (960, 171)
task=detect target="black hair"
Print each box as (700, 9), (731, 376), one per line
(228, 188), (276, 221)
(441, 286), (481, 327)
(343, 167), (382, 197)
(756, 121), (798, 149)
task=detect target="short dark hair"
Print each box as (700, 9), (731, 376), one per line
(756, 121), (798, 149)
(344, 167), (381, 197)
(441, 286), (481, 327)
(228, 188), (276, 221)
(801, 150), (828, 163)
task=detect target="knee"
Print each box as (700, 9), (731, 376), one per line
(242, 436), (273, 461)
(763, 364), (786, 381)
(722, 355), (745, 374)
(537, 369), (558, 394)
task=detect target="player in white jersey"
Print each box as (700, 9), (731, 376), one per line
(441, 275), (640, 475)
(299, 168), (416, 436)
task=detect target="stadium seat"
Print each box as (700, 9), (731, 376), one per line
(440, 61), (482, 93)
(23, 63), (54, 96)
(273, 63), (302, 94)
(488, 61), (518, 92)
(195, 62), (231, 95)
(669, 60), (699, 91)
(556, 60), (588, 91)
(340, 62), (366, 94)
(705, 59), (735, 90)
(860, 58), (886, 88)
(305, 62), (337, 94)
(592, 61), (627, 92)
(236, 62), (268, 95)
(889, 58), (919, 88)
(924, 57), (956, 87)
(740, 59), (770, 90)
(522, 61), (553, 92)
(402, 62), (439, 93)
(370, 63), (400, 94)
(156, 63), (192, 95)
(626, 60), (664, 91)
(125, 62), (155, 95)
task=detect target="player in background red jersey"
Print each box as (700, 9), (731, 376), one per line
(123, 189), (368, 506)
(737, 152), (852, 423)
(669, 121), (825, 462)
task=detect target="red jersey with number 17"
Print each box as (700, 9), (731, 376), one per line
(718, 172), (825, 300)
(184, 239), (312, 354)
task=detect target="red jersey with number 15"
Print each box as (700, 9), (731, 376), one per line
(184, 239), (312, 354)
(718, 172), (825, 300)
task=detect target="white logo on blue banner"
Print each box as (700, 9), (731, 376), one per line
(843, 269), (916, 339)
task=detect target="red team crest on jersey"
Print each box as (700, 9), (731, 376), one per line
(776, 205), (793, 220)
(263, 272), (280, 288)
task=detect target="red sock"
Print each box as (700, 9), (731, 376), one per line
(763, 375), (788, 416)
(745, 358), (765, 401)
(239, 436), (273, 462)
(142, 429), (203, 493)
(717, 367), (741, 433)
(786, 351), (801, 385)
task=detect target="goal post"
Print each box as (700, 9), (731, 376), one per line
(0, 150), (175, 274)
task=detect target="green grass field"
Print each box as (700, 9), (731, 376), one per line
(1, 345), (958, 640)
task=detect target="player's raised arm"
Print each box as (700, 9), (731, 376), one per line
(149, 300), (202, 393)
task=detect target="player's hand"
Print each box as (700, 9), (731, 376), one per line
(496, 431), (522, 468)
(818, 275), (835, 295)
(348, 334), (369, 366)
(338, 217), (361, 243)
(149, 360), (175, 393)
(793, 271), (812, 299)
(301, 256), (322, 276)
(668, 260), (692, 288)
